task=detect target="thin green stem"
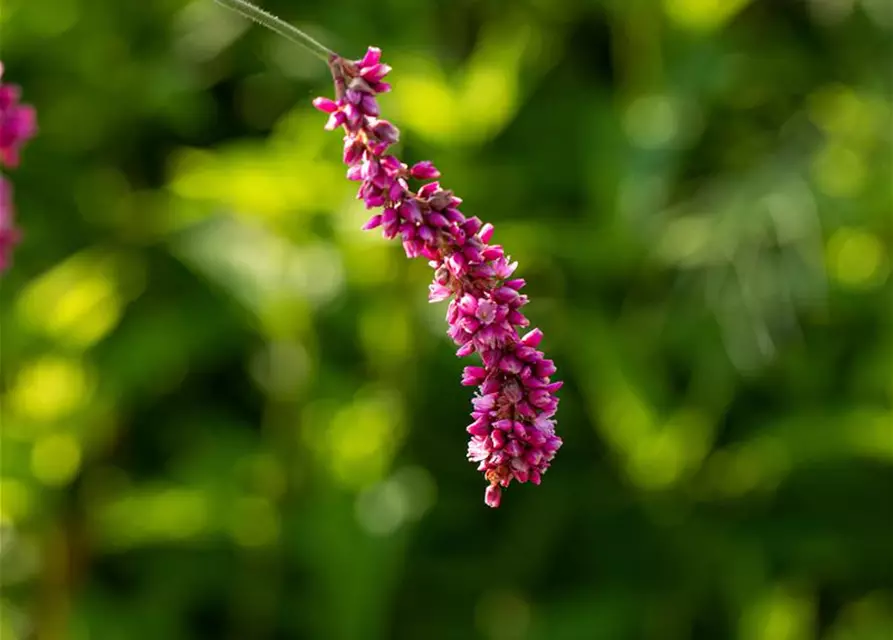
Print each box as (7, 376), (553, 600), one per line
(213, 0), (336, 62)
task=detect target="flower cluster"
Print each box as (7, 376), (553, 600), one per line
(0, 61), (37, 274)
(313, 48), (561, 507)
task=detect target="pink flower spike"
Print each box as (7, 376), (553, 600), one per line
(312, 47), (561, 508)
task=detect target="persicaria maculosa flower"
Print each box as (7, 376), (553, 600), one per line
(313, 48), (562, 508)
(210, 0), (562, 507)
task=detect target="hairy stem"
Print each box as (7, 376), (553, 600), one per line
(327, 55), (349, 100)
(213, 0), (336, 62)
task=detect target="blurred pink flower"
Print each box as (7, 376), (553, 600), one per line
(0, 61), (37, 274)
(0, 176), (21, 271)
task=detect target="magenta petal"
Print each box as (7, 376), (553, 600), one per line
(360, 94), (380, 116)
(516, 402), (537, 419)
(362, 63), (392, 83)
(324, 111), (346, 130)
(536, 360), (557, 377)
(362, 214), (382, 230)
(428, 283), (451, 302)
(484, 484), (502, 508)
(462, 366), (487, 386)
(481, 246), (504, 261)
(388, 182), (405, 201)
(466, 418), (490, 437)
(398, 200), (422, 224)
(506, 440), (524, 458)
(364, 193), (386, 208)
(410, 160), (441, 180)
(521, 328), (543, 347)
(418, 182), (439, 197)
(456, 342), (475, 357)
(505, 278), (526, 290)
(446, 253), (466, 277)
(359, 47), (382, 68)
(508, 310), (529, 326)
(427, 212), (448, 227)
(481, 380), (501, 396)
(525, 449), (543, 467)
(370, 119), (400, 144)
(512, 421), (527, 439)
(492, 286), (519, 304)
(312, 97), (339, 113)
(498, 355), (523, 374)
(463, 217), (483, 235)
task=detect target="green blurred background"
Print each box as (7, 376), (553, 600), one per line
(1, 0), (891, 638)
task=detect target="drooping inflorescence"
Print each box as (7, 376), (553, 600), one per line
(210, 0), (562, 507)
(313, 49), (562, 507)
(0, 62), (38, 274)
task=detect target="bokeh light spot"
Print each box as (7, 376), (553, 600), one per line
(395, 71), (458, 141)
(740, 584), (814, 640)
(0, 479), (33, 523)
(624, 95), (680, 149)
(16, 250), (133, 349)
(236, 453), (289, 499)
(826, 227), (888, 288)
(229, 497), (280, 547)
(305, 391), (404, 490)
(249, 341), (311, 399)
(354, 480), (407, 537)
(664, 0), (753, 31)
(31, 434), (82, 487)
(8, 357), (91, 423)
(97, 489), (210, 547)
(359, 303), (411, 365)
(811, 144), (867, 198)
(808, 84), (884, 142)
(476, 590), (532, 640)
(354, 466), (436, 536)
(23, 0), (78, 36)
